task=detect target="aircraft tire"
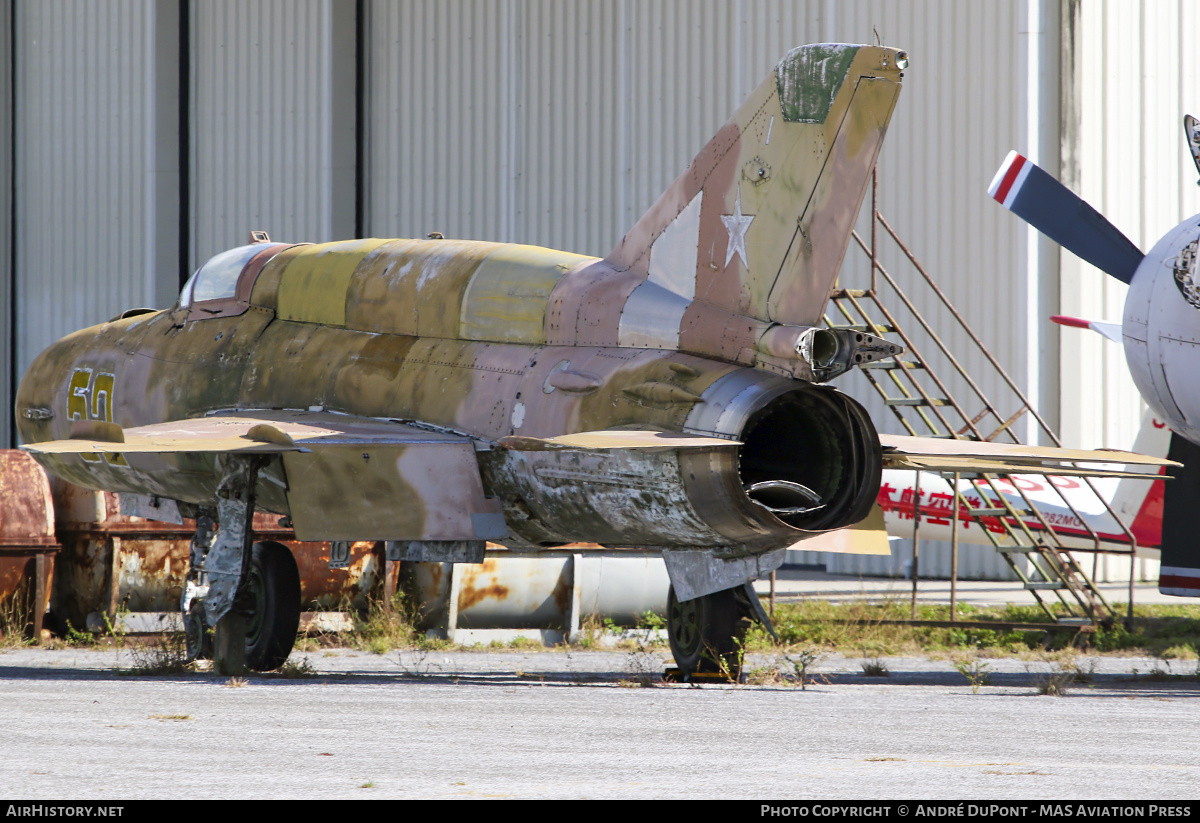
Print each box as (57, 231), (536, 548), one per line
(244, 541), (301, 672)
(667, 585), (747, 681)
(184, 602), (213, 662)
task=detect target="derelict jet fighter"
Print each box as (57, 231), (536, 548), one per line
(17, 44), (1166, 677)
(990, 117), (1200, 598)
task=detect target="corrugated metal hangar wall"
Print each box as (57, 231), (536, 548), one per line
(2, 0), (1197, 580)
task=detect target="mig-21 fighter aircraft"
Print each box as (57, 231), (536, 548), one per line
(16, 44), (1170, 677)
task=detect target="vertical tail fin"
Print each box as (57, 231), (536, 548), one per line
(1109, 407), (1172, 546)
(605, 45), (905, 332)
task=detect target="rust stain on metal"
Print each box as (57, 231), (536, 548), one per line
(0, 451), (57, 545)
(49, 484), (388, 625)
(457, 582), (510, 611)
(0, 452), (59, 636)
(457, 559), (510, 611)
(289, 540), (383, 610)
(551, 566), (572, 615)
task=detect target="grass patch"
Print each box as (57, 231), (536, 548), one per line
(350, 595), (419, 654)
(1160, 644), (1197, 661)
(124, 632), (192, 676)
(267, 657), (318, 678)
(745, 599), (1043, 656)
(637, 611), (666, 631)
(574, 614), (614, 649)
(491, 636), (543, 650)
(743, 598), (1200, 658)
(48, 620), (99, 648)
(0, 587), (35, 648)
(347, 588), (451, 654)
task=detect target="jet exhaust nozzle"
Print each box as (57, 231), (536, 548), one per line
(745, 480), (824, 515)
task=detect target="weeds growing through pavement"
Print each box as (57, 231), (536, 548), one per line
(123, 627), (192, 676)
(953, 658), (993, 693)
(350, 593), (420, 654)
(1035, 670), (1074, 696)
(861, 658), (890, 677)
(0, 587), (34, 648)
(619, 639), (663, 687)
(267, 657), (318, 679)
(788, 647), (825, 690)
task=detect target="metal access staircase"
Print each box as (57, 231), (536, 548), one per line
(823, 175), (1143, 628)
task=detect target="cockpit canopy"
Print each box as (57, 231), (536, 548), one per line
(181, 243), (286, 307)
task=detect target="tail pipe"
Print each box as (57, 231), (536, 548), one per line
(684, 374), (882, 547)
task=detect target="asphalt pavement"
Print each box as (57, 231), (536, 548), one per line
(2, 645), (1199, 800)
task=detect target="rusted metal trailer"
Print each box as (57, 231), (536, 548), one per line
(0, 451), (60, 639)
(51, 482), (390, 635)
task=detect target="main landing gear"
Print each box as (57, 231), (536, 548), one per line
(666, 585), (756, 682)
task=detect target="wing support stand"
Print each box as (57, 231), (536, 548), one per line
(739, 581), (779, 643)
(180, 455), (268, 675)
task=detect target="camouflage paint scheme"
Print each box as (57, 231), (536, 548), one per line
(17, 45), (908, 562)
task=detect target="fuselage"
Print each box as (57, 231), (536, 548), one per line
(16, 237), (881, 553)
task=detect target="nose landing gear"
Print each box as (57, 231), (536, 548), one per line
(181, 456), (301, 673)
(243, 541), (301, 671)
(184, 539), (301, 672)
